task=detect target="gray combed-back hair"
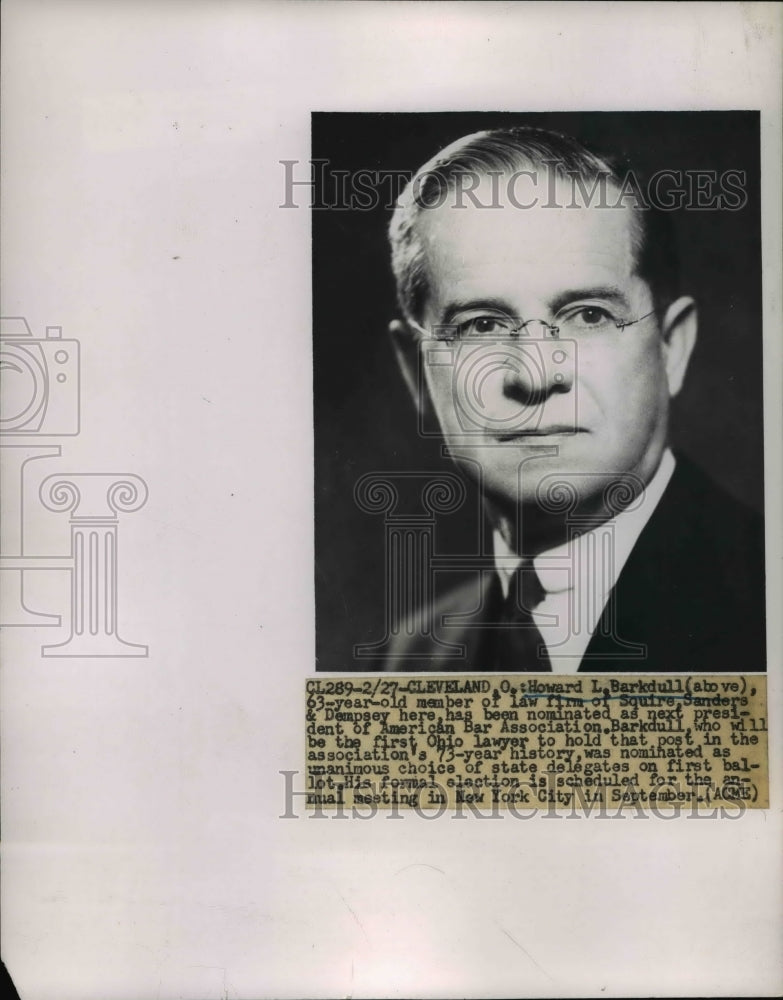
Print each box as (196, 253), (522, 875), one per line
(388, 126), (679, 325)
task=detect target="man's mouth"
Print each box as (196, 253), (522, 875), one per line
(495, 426), (583, 441)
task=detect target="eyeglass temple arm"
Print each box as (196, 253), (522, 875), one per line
(616, 308), (657, 330)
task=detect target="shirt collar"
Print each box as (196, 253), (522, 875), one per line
(493, 449), (676, 597)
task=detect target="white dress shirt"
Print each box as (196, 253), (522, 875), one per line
(492, 450), (676, 673)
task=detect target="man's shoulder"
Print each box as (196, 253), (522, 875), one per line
(652, 454), (764, 560)
(668, 453), (761, 516)
(598, 453), (766, 672)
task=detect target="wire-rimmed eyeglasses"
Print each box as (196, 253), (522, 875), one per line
(407, 306), (657, 342)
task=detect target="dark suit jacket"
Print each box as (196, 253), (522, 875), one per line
(380, 457), (766, 673)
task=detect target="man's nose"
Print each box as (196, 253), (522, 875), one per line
(501, 343), (574, 405)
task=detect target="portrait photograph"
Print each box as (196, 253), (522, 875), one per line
(313, 111), (766, 675)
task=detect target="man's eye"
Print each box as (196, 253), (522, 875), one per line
(565, 306), (615, 330)
(458, 316), (511, 336)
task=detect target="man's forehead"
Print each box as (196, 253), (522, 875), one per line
(418, 173), (638, 266)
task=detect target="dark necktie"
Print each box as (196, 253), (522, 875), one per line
(495, 560), (552, 672)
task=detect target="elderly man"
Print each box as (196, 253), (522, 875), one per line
(381, 126), (765, 673)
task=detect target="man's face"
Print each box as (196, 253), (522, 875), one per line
(411, 172), (686, 516)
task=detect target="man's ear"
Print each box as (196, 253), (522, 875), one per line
(661, 295), (697, 398)
(389, 318), (430, 417)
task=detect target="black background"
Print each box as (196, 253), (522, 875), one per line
(312, 111), (763, 671)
